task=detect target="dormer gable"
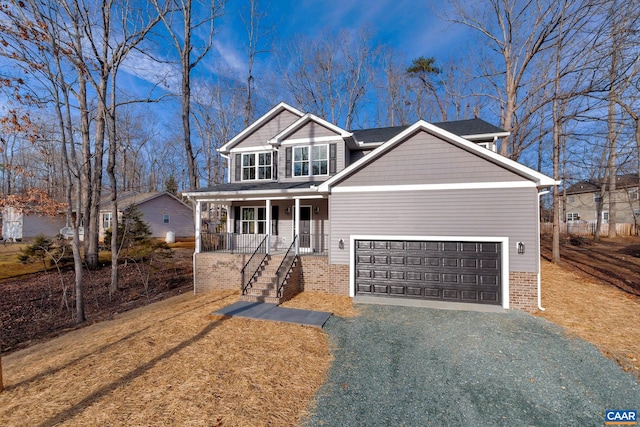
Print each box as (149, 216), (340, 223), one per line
(268, 113), (352, 146)
(219, 102), (304, 155)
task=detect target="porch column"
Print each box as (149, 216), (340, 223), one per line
(295, 197), (300, 255)
(226, 204), (232, 233)
(266, 199), (271, 255)
(195, 200), (201, 253)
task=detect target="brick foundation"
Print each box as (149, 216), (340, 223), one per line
(195, 253), (539, 312)
(194, 253), (248, 293)
(194, 253), (350, 296)
(509, 271), (538, 312)
(298, 257), (350, 295)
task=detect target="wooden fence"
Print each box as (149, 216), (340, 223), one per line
(540, 222), (640, 237)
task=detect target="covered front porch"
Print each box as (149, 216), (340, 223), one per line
(185, 184), (339, 303)
(194, 197), (329, 257)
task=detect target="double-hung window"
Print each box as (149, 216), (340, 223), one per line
(312, 145), (328, 175)
(293, 146), (309, 176)
(242, 152), (272, 180)
(241, 207), (266, 234)
(293, 145), (328, 177)
(567, 212), (579, 221)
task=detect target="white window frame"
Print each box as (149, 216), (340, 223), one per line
(163, 214), (170, 224)
(602, 211), (609, 223)
(242, 152), (272, 181)
(241, 207), (266, 234)
(102, 212), (112, 229)
(628, 187), (638, 201)
(567, 212), (579, 221)
(293, 144), (328, 177)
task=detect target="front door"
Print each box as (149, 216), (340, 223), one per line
(299, 206), (312, 249)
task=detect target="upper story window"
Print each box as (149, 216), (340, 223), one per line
(292, 145), (328, 177)
(293, 146), (309, 176)
(628, 187), (638, 201)
(241, 152), (272, 181)
(163, 214), (170, 224)
(594, 194), (602, 204)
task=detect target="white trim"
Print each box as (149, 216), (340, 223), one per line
(319, 121), (558, 192)
(461, 132), (510, 140)
(332, 181), (535, 193)
(349, 235), (510, 309)
(219, 102), (304, 154)
(278, 136), (343, 145)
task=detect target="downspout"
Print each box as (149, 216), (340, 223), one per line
(537, 190), (550, 311)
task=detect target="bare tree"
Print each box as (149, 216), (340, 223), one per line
(240, 0), (272, 127)
(279, 28), (376, 129)
(447, 0), (569, 159)
(151, 0), (225, 191)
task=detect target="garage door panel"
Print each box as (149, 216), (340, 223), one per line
(355, 239), (502, 305)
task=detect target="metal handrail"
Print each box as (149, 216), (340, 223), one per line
(241, 235), (269, 295)
(276, 236), (298, 298)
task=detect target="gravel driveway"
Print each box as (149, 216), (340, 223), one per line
(302, 304), (640, 426)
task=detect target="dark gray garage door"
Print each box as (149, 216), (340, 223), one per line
(355, 240), (502, 305)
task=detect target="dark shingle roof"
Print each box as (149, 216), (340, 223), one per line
(565, 174), (640, 194)
(433, 118), (506, 137)
(351, 118), (506, 144)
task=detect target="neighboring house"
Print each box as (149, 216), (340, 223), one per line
(562, 174), (640, 224)
(1, 206), (66, 241)
(184, 102), (557, 312)
(99, 191), (194, 241)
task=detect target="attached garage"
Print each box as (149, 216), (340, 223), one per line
(353, 238), (505, 305)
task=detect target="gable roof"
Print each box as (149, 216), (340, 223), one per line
(319, 120), (557, 191)
(219, 102), (305, 154)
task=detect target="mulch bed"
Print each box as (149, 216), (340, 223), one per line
(0, 248), (194, 354)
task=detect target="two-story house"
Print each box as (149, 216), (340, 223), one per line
(562, 174), (640, 224)
(184, 102), (557, 312)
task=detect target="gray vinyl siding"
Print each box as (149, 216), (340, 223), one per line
(101, 194), (194, 239)
(329, 187), (539, 273)
(286, 121), (341, 140)
(278, 140), (346, 183)
(338, 130), (528, 186)
(233, 110), (300, 149)
(136, 195), (194, 238)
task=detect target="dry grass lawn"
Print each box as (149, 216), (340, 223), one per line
(0, 290), (357, 426)
(537, 259), (640, 378)
(1, 259), (638, 426)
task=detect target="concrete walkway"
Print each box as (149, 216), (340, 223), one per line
(213, 301), (332, 328)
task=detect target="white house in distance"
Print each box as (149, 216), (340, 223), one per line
(1, 206), (66, 241)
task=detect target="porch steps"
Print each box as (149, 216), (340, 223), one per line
(241, 255), (299, 304)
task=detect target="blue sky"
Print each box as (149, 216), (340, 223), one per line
(118, 0), (474, 106)
(208, 0), (470, 82)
